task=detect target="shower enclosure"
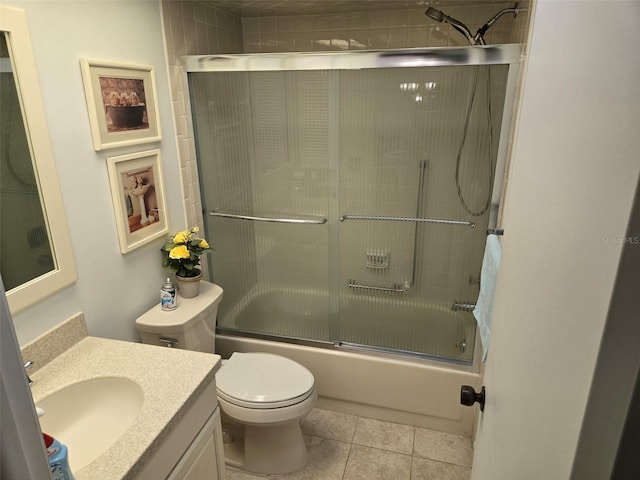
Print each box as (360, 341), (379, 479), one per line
(187, 45), (521, 365)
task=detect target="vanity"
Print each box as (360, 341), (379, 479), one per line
(23, 314), (225, 480)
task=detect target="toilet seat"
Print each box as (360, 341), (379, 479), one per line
(217, 352), (315, 409)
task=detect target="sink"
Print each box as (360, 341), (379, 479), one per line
(38, 377), (144, 472)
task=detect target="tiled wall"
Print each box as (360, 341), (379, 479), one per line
(161, 0), (243, 238)
(242, 2), (531, 52)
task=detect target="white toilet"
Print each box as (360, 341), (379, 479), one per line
(135, 281), (317, 474)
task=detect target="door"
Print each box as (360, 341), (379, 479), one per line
(470, 2), (640, 478)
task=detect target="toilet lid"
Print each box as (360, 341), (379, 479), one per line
(216, 352), (315, 409)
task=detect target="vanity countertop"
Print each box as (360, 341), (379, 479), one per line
(29, 335), (221, 480)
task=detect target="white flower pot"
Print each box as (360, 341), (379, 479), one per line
(175, 269), (202, 298)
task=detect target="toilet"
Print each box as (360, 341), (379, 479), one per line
(135, 281), (317, 475)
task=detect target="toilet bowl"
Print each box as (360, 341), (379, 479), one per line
(135, 281), (316, 474)
(217, 352), (317, 473)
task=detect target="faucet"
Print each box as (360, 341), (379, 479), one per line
(24, 360), (34, 385)
(23, 360), (46, 417)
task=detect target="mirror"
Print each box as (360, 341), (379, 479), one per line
(0, 6), (76, 312)
(1, 34), (54, 289)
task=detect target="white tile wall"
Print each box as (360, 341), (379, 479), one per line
(161, 0), (243, 237)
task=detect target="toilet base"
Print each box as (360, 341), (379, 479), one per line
(223, 421), (309, 474)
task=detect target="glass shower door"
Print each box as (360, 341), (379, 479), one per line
(190, 59), (511, 365)
(191, 69), (332, 343)
(335, 65), (507, 363)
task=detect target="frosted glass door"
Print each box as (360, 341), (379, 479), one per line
(190, 63), (509, 364)
(336, 65), (508, 363)
(191, 70), (331, 342)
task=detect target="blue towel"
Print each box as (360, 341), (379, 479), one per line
(473, 234), (502, 362)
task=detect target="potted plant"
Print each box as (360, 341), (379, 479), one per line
(161, 226), (213, 298)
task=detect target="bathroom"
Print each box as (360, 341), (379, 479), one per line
(1, 0), (639, 479)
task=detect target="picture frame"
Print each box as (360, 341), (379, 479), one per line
(106, 149), (169, 253)
(80, 59), (161, 151)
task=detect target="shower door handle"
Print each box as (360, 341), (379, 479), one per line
(209, 212), (327, 224)
(339, 214), (475, 228)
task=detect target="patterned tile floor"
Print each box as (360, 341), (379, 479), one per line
(225, 408), (473, 480)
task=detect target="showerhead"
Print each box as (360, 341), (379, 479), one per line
(424, 2), (525, 46)
(424, 6), (475, 45)
(425, 6), (444, 23)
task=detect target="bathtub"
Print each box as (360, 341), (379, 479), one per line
(215, 285), (481, 435)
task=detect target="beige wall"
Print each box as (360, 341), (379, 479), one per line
(242, 2), (530, 53)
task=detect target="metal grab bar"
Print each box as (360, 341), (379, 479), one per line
(349, 279), (411, 293)
(340, 214), (475, 228)
(209, 211), (327, 225)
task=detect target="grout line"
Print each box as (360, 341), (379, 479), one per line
(411, 426), (417, 457)
(351, 415), (361, 444)
(340, 442), (353, 480)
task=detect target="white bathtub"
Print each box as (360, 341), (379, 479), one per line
(215, 285), (481, 435)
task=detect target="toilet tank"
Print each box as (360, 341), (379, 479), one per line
(136, 281), (223, 353)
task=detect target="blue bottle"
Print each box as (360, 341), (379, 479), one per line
(43, 433), (75, 480)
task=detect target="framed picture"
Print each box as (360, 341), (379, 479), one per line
(81, 59), (161, 151)
(106, 149), (169, 253)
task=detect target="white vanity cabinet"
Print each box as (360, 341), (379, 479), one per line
(168, 408), (225, 479)
(138, 376), (225, 480)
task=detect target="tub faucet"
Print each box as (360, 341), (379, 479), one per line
(24, 360), (34, 385)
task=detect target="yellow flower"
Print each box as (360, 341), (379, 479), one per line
(198, 239), (209, 249)
(192, 226), (200, 233)
(173, 230), (189, 244)
(169, 245), (190, 259)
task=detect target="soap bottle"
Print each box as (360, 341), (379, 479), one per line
(43, 433), (75, 480)
(160, 277), (177, 311)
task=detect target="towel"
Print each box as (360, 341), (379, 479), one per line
(473, 234), (502, 362)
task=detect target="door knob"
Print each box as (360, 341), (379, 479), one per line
(460, 385), (486, 411)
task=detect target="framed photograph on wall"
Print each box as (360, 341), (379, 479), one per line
(106, 149), (169, 253)
(81, 59), (161, 151)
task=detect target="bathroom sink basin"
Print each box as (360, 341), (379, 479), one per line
(38, 377), (144, 472)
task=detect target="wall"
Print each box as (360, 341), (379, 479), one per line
(471, 1), (640, 478)
(7, 1), (185, 344)
(242, 1), (530, 52)
(161, 1), (243, 238)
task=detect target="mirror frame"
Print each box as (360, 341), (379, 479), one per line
(1, 6), (76, 312)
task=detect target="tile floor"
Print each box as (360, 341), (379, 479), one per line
(225, 408), (473, 480)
